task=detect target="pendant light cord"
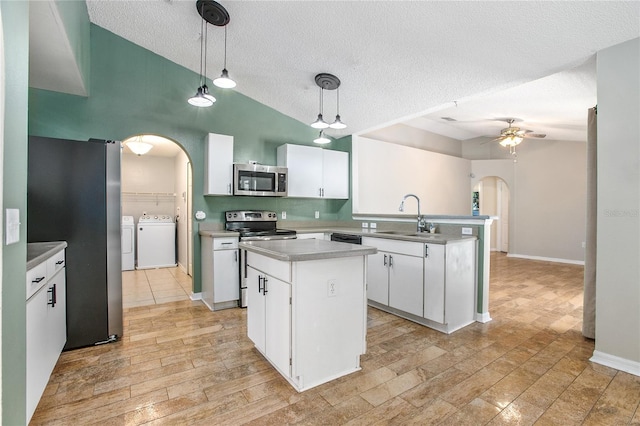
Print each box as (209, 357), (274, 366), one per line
(198, 3), (205, 86)
(223, 25), (228, 69)
(203, 15), (208, 85)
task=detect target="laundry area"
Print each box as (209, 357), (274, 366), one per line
(120, 136), (193, 307)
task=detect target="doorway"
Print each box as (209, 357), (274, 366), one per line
(120, 134), (194, 308)
(473, 176), (510, 253)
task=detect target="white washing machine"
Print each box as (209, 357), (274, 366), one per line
(136, 214), (177, 269)
(121, 216), (135, 271)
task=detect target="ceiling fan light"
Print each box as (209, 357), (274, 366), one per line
(188, 85), (216, 107)
(329, 115), (347, 129)
(513, 136), (523, 145)
(313, 131), (331, 144)
(213, 69), (236, 89)
(127, 141), (153, 156)
(499, 137), (511, 147)
(311, 114), (329, 129)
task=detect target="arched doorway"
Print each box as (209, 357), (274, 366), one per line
(473, 176), (510, 253)
(120, 134), (194, 307)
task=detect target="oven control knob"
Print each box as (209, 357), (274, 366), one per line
(233, 213), (238, 218)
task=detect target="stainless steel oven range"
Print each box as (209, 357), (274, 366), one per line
(225, 210), (297, 307)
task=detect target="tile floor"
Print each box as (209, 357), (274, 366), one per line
(30, 253), (640, 425)
(122, 267), (193, 308)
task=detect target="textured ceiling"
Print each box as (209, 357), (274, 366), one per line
(38, 1), (640, 144)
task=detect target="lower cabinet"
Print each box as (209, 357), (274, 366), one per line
(201, 236), (240, 310)
(424, 243), (446, 323)
(246, 266), (291, 376)
(27, 250), (66, 423)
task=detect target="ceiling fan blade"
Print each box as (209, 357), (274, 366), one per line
(524, 133), (546, 138)
(480, 136), (503, 145)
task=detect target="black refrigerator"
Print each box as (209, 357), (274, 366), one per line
(27, 136), (123, 350)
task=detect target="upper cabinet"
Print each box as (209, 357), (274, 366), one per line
(204, 133), (233, 196)
(277, 144), (349, 199)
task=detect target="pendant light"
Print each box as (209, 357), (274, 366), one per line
(310, 73), (346, 130)
(310, 87), (329, 129)
(313, 130), (331, 145)
(188, 1), (231, 107)
(329, 87), (347, 129)
(213, 25), (236, 89)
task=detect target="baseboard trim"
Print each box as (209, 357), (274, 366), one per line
(476, 312), (492, 323)
(190, 292), (202, 301)
(507, 253), (584, 266)
(590, 350), (640, 376)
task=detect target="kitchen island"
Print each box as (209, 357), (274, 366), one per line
(240, 239), (377, 392)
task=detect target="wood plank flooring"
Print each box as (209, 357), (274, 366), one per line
(31, 253), (640, 425)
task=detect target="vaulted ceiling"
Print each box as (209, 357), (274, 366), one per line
(30, 1), (640, 145)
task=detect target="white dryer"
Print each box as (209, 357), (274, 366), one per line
(136, 214), (177, 269)
(121, 216), (135, 271)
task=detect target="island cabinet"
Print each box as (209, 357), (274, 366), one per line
(277, 143), (349, 199)
(362, 238), (424, 317)
(204, 132), (234, 195)
(200, 235), (240, 310)
(362, 236), (477, 334)
(242, 239), (375, 391)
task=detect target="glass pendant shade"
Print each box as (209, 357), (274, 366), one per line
(127, 140), (153, 156)
(329, 114), (347, 129)
(314, 131), (331, 144)
(188, 85), (216, 107)
(213, 69), (236, 88)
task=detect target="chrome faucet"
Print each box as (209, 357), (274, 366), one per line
(399, 193), (426, 232)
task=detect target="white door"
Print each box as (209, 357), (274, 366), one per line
(366, 251), (389, 305)
(264, 275), (291, 376)
(281, 144), (323, 197)
(213, 249), (239, 303)
(388, 253), (424, 316)
(246, 267), (266, 353)
(322, 149), (349, 199)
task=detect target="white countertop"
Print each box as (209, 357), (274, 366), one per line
(240, 239), (377, 262)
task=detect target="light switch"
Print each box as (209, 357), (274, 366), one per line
(5, 208), (20, 245)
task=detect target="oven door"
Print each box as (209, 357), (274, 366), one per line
(233, 164), (287, 197)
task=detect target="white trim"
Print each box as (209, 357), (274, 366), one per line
(590, 350), (640, 377)
(507, 253), (584, 266)
(476, 312), (492, 323)
(190, 292), (202, 301)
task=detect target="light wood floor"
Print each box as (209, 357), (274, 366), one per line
(31, 253), (640, 425)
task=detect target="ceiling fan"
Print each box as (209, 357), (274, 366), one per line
(491, 118), (546, 155)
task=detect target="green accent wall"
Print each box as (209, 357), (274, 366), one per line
(29, 25), (353, 295)
(2, 2), (29, 424)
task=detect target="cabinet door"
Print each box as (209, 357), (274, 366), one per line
(278, 144), (323, 197)
(213, 249), (240, 303)
(246, 267), (266, 353)
(264, 275), (291, 376)
(424, 244), (446, 323)
(49, 269), (67, 355)
(204, 133), (233, 195)
(388, 253), (424, 316)
(367, 251), (389, 305)
(26, 286), (49, 421)
(322, 149), (349, 199)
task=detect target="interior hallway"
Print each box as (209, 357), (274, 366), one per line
(31, 254), (640, 424)
(122, 267), (192, 308)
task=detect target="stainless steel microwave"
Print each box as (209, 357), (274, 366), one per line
(233, 163), (287, 197)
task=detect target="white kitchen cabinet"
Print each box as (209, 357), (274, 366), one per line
(362, 237), (423, 317)
(246, 266), (291, 376)
(296, 232), (327, 240)
(277, 143), (349, 199)
(204, 133), (234, 195)
(424, 243), (446, 323)
(27, 248), (66, 423)
(200, 235), (239, 310)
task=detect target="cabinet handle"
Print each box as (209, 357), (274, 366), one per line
(47, 283), (57, 307)
(221, 242), (233, 245)
(319, 188), (322, 197)
(389, 255), (393, 267)
(263, 276), (269, 294)
(235, 251), (238, 262)
(258, 275), (264, 294)
(425, 244), (429, 258)
(55, 260), (64, 265)
(32, 276), (45, 284)
(383, 254), (387, 266)
(228, 183), (232, 194)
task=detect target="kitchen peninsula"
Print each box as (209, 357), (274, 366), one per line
(240, 238), (376, 392)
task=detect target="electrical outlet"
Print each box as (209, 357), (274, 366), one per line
(369, 222), (377, 229)
(281, 211), (286, 220)
(362, 222), (369, 228)
(327, 279), (337, 297)
(462, 227), (472, 235)
(315, 211), (320, 219)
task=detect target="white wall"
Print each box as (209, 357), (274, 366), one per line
(353, 136), (471, 216)
(593, 37), (640, 373)
(174, 150), (189, 272)
(362, 124), (463, 157)
(479, 177), (498, 250)
(470, 139), (587, 263)
(121, 153), (176, 219)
